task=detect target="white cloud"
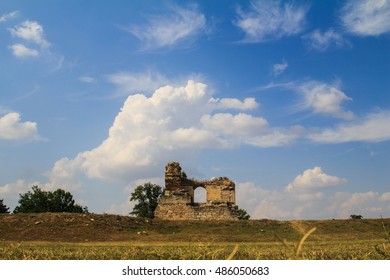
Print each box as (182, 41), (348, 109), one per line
(79, 76), (96, 83)
(0, 112), (38, 140)
(210, 97), (259, 110)
(201, 113), (268, 137)
(238, 181), (390, 219)
(9, 43), (39, 57)
(170, 127), (226, 148)
(341, 0), (390, 36)
(0, 179), (32, 196)
(46, 80), (301, 186)
(47, 81), (213, 183)
(333, 191), (390, 218)
(303, 29), (350, 52)
(298, 81), (356, 120)
(8, 20), (50, 48)
(245, 126), (303, 147)
(0, 11), (18, 23)
(379, 192), (390, 202)
(286, 167), (347, 192)
(107, 71), (172, 96)
(308, 110), (390, 143)
(235, 0), (308, 42)
(128, 5), (207, 50)
(272, 61), (288, 76)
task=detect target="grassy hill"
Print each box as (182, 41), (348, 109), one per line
(0, 213), (389, 259)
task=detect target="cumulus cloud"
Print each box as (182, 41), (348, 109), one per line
(46, 80), (302, 186)
(238, 181), (390, 219)
(235, 0), (308, 42)
(303, 29), (350, 52)
(340, 0), (390, 36)
(272, 61), (288, 76)
(308, 110), (390, 143)
(128, 4), (207, 50)
(0, 179), (32, 196)
(332, 191), (390, 218)
(8, 43), (39, 57)
(201, 113), (268, 137)
(286, 167), (347, 192)
(8, 20), (50, 48)
(298, 81), (356, 120)
(0, 112), (38, 140)
(0, 11), (18, 23)
(379, 192), (390, 202)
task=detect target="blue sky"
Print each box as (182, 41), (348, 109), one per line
(1, 0), (389, 219)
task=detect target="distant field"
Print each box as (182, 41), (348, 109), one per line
(0, 213), (389, 260)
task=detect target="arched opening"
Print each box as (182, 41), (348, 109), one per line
(193, 186), (207, 204)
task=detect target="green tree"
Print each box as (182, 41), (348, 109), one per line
(350, 214), (363, 219)
(237, 208), (250, 220)
(130, 182), (162, 218)
(0, 199), (10, 214)
(13, 186), (88, 213)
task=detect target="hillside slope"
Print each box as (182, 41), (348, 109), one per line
(1, 213), (389, 243)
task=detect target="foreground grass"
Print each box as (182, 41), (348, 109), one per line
(1, 239), (389, 260)
(1, 214), (389, 260)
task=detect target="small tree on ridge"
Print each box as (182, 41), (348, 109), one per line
(0, 199), (10, 214)
(129, 182), (162, 219)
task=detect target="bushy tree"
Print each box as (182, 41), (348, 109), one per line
(237, 208), (250, 220)
(0, 199), (10, 214)
(130, 182), (162, 218)
(13, 186), (88, 213)
(350, 214), (363, 219)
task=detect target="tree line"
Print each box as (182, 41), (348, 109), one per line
(1, 183), (250, 219)
(0, 186), (88, 214)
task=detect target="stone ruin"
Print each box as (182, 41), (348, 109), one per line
(154, 162), (239, 220)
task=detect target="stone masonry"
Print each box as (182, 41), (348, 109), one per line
(154, 162), (239, 220)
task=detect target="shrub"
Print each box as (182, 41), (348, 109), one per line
(13, 186), (88, 213)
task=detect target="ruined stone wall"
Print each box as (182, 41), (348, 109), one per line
(154, 203), (239, 221)
(155, 162), (240, 220)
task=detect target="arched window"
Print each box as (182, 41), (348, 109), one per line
(194, 186), (207, 203)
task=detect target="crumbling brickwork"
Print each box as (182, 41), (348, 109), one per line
(154, 162), (239, 220)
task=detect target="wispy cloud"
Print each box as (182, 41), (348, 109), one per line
(8, 43), (39, 57)
(128, 4), (207, 51)
(303, 29), (350, 52)
(272, 60), (288, 76)
(234, 0), (308, 42)
(297, 81), (356, 120)
(0, 11), (19, 23)
(107, 70), (172, 96)
(340, 0), (390, 36)
(79, 76), (96, 84)
(8, 20), (50, 48)
(308, 110), (390, 143)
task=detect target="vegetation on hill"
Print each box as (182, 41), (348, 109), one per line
(0, 199), (10, 214)
(13, 186), (88, 214)
(129, 183), (162, 218)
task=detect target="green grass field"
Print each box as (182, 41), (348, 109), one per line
(0, 213), (389, 260)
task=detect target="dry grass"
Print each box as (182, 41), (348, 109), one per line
(0, 239), (388, 260)
(1, 213), (389, 260)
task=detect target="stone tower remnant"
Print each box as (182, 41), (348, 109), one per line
(154, 162), (239, 220)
